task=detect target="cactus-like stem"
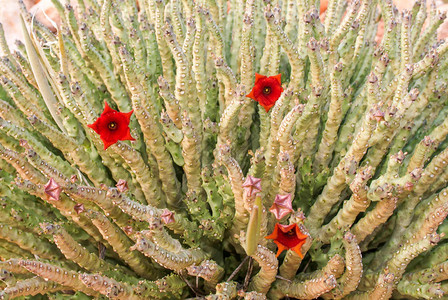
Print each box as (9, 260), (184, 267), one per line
(20, 260), (99, 297)
(158, 76), (182, 129)
(0, 277), (62, 299)
(319, 167), (372, 243)
(0, 100), (31, 130)
(264, 6), (304, 91)
(110, 141), (162, 206)
(0, 58), (48, 120)
(217, 144), (246, 230)
(0, 118), (73, 177)
(414, 11), (447, 59)
(217, 87), (246, 145)
(247, 243), (278, 294)
(40, 223), (110, 273)
(119, 46), (181, 207)
(0, 142), (46, 184)
(85, 210), (158, 280)
(181, 111), (203, 195)
(345, 272), (395, 300)
(277, 103), (304, 158)
(277, 151), (296, 196)
(28, 115), (112, 186)
(278, 236), (313, 280)
(0, 223), (62, 261)
(396, 280), (444, 300)
(14, 178), (105, 244)
(79, 273), (140, 299)
(0, 259), (28, 275)
(131, 235), (207, 272)
(322, 232), (363, 299)
(215, 57), (237, 107)
(314, 62), (345, 172)
(1, 0), (448, 298)
(306, 111), (377, 232)
(206, 281), (238, 299)
(186, 259), (224, 290)
(269, 273), (337, 300)
(351, 197), (397, 243)
(134, 274), (186, 299)
(65, 186), (132, 228)
(0, 23), (12, 59)
(382, 233), (441, 290)
(403, 260), (448, 283)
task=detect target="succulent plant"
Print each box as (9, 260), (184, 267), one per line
(0, 0), (448, 299)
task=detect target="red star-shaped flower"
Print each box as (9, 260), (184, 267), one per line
(269, 193), (293, 220)
(266, 223), (308, 258)
(87, 101), (135, 149)
(246, 73), (284, 112)
(161, 209), (175, 225)
(44, 178), (62, 201)
(242, 175), (262, 197)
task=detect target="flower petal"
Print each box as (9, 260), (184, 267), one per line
(246, 90), (256, 100)
(291, 243), (305, 258)
(273, 73), (282, 85)
(123, 110), (134, 121)
(254, 73), (266, 85)
(103, 101), (115, 115)
(274, 242), (288, 257)
(103, 139), (116, 150)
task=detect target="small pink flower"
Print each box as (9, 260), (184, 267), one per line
(242, 175), (262, 197)
(161, 209), (175, 224)
(74, 203), (85, 214)
(44, 178), (62, 201)
(123, 226), (133, 235)
(70, 175), (78, 183)
(269, 194), (293, 220)
(116, 179), (129, 193)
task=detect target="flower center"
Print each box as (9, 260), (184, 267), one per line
(108, 122), (118, 130)
(263, 86), (271, 95)
(286, 230), (295, 236)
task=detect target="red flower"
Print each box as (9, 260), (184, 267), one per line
(266, 223), (308, 258)
(246, 73), (284, 112)
(88, 102), (135, 149)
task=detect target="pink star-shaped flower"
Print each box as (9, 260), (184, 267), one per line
(70, 175), (78, 183)
(116, 179), (129, 193)
(161, 209), (175, 224)
(44, 178), (62, 201)
(269, 193), (293, 220)
(74, 203), (85, 214)
(242, 175), (262, 197)
(123, 226), (133, 235)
